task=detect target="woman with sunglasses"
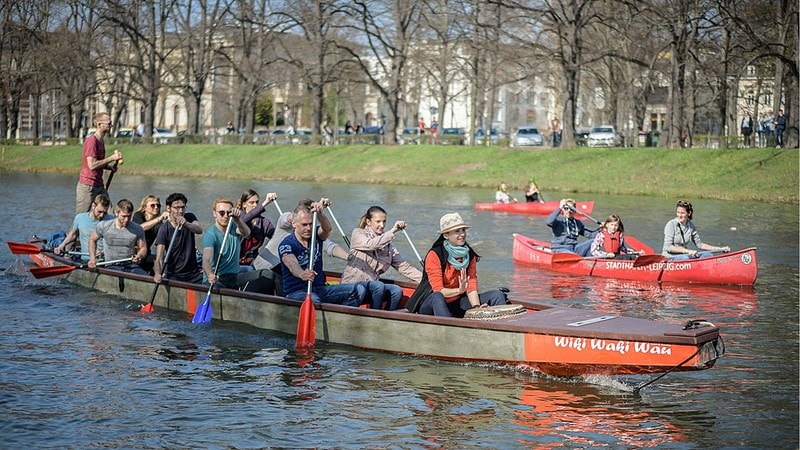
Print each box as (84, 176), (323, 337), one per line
(133, 195), (169, 273)
(662, 200), (730, 260)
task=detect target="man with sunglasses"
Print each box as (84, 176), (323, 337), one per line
(76, 112), (123, 213)
(545, 198), (597, 256)
(153, 193), (204, 284)
(202, 198), (251, 289)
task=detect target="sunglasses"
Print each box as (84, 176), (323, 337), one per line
(148, 203), (161, 208)
(216, 209), (232, 217)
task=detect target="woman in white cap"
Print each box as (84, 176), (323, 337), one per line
(405, 212), (506, 317)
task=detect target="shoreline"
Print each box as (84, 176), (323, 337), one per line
(1, 143), (797, 204)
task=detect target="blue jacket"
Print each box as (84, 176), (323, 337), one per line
(545, 208), (595, 250)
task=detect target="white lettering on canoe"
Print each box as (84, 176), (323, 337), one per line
(554, 337), (673, 356)
(590, 339), (630, 354)
(554, 336), (586, 351)
(602, 261), (692, 271)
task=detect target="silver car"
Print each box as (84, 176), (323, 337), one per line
(513, 126), (544, 147)
(587, 125), (621, 147)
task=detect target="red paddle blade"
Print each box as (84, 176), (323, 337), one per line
(29, 265), (76, 279)
(140, 303), (155, 313)
(7, 241), (43, 255)
(626, 237), (655, 255)
(295, 295), (316, 349)
(551, 253), (585, 264)
(632, 255), (668, 268)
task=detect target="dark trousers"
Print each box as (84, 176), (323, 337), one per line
(420, 290), (507, 318)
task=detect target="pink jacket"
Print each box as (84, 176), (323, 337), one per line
(341, 227), (422, 284)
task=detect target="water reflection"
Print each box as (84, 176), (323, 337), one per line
(510, 266), (758, 322)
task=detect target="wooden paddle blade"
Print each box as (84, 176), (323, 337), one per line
(7, 241), (43, 255)
(632, 255), (668, 268)
(192, 296), (212, 323)
(295, 295), (316, 349)
(551, 253), (585, 264)
(29, 265), (76, 279)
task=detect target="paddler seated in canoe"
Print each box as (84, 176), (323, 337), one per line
(152, 193), (203, 284)
(663, 200), (730, 260)
(546, 198), (597, 256)
(279, 200), (365, 306)
(54, 193), (114, 261)
(405, 213), (506, 317)
(590, 214), (645, 260)
(87, 198), (148, 275)
(524, 180), (544, 203)
(236, 188), (277, 267)
(340, 206), (422, 310)
(202, 198), (252, 290)
(133, 195), (169, 274)
(495, 182), (518, 203)
(250, 198), (349, 296)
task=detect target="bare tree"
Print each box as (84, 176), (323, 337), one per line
(338, 0), (423, 144)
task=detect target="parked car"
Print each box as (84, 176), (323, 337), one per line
(586, 125), (622, 147)
(574, 127), (592, 146)
(440, 127), (466, 145)
(253, 128), (271, 143)
(512, 126), (544, 147)
(475, 128), (500, 145)
(152, 127), (177, 144)
(398, 128), (419, 145)
(114, 128), (133, 139)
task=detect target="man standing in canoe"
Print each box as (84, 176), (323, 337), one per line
(279, 200), (365, 306)
(546, 198), (596, 256)
(87, 198), (148, 275)
(76, 112), (123, 213)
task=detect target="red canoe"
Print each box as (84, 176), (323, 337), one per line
(512, 234), (757, 286)
(475, 200), (594, 216)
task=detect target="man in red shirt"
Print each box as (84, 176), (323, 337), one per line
(76, 112), (123, 213)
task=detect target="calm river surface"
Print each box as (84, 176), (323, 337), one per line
(0, 172), (797, 448)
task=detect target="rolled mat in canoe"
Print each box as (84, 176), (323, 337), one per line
(464, 304), (526, 321)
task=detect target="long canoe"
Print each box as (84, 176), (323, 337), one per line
(475, 200), (595, 216)
(22, 252), (725, 377)
(513, 234), (757, 286)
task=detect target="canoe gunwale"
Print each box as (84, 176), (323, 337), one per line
(33, 253), (723, 376)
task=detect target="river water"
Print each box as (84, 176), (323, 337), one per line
(0, 172), (797, 448)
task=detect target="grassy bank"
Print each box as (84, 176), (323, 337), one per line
(1, 143), (797, 203)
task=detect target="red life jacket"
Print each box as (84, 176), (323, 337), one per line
(602, 230), (622, 254)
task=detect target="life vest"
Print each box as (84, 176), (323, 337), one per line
(602, 230), (622, 254)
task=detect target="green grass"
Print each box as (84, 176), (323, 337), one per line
(1, 143), (797, 203)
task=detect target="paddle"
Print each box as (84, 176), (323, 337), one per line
(7, 241), (46, 255)
(7, 241), (87, 257)
(402, 229), (423, 266)
(105, 158), (123, 190)
(141, 224), (182, 312)
(192, 216), (235, 324)
(327, 205), (350, 248)
(625, 236), (655, 255)
(296, 211), (318, 349)
(551, 253), (585, 264)
(29, 257), (133, 279)
(632, 254), (668, 268)
(273, 199), (283, 215)
(531, 177), (545, 202)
